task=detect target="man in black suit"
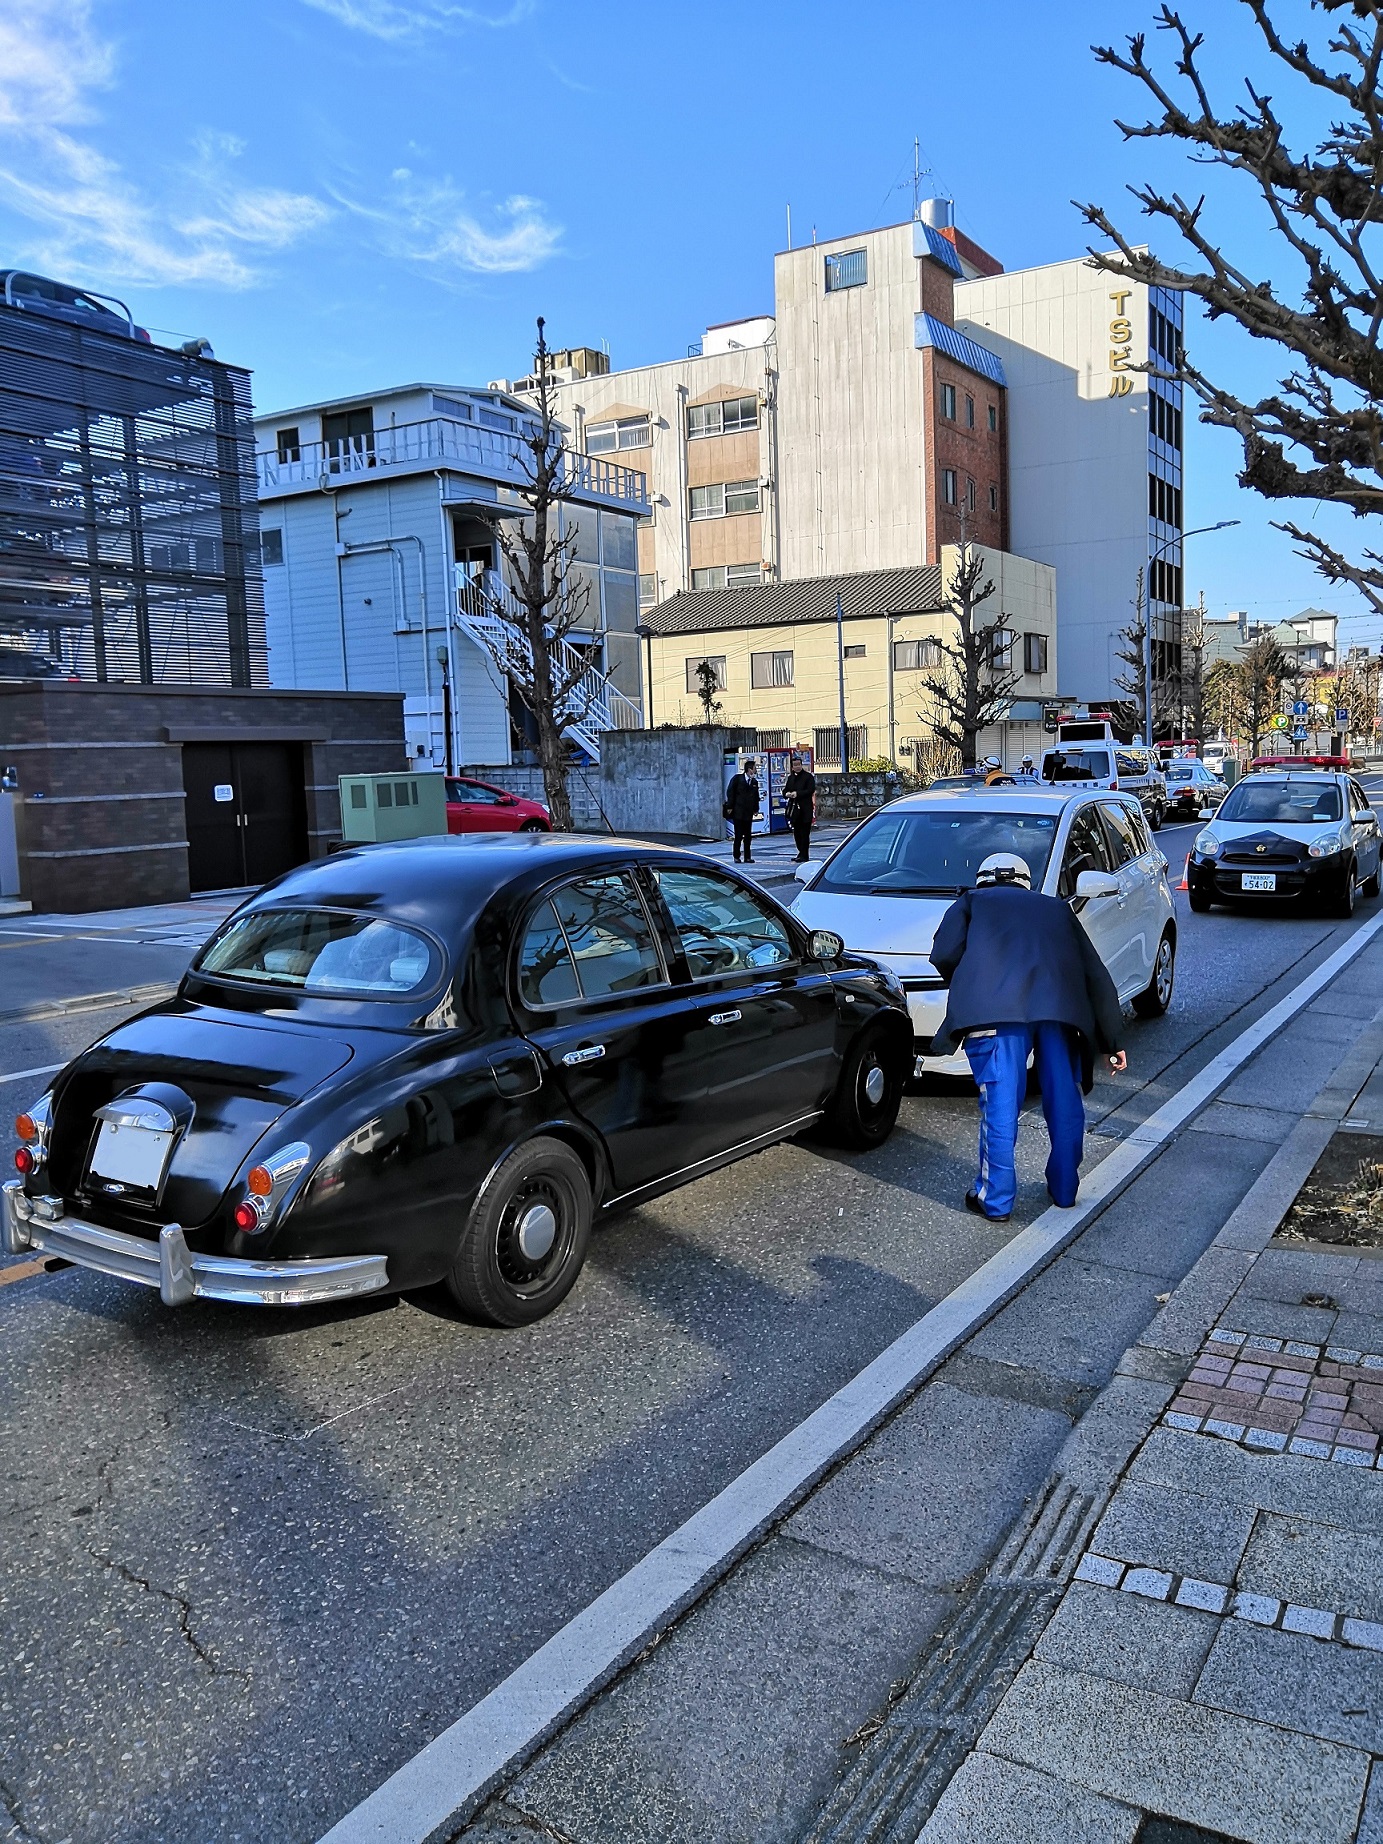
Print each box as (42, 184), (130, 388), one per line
(930, 852), (1127, 1221)
(783, 754), (817, 862)
(724, 759), (761, 863)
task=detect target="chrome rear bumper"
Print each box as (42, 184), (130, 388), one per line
(2, 1181), (388, 1307)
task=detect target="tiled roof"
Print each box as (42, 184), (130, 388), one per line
(914, 313), (1007, 387)
(643, 565), (945, 636)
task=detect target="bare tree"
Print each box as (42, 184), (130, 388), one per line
(1113, 569), (1156, 737)
(1078, 4), (1383, 612)
(489, 317), (600, 831)
(1204, 656), (1248, 742)
(1178, 594), (1208, 744)
(918, 541), (1021, 769)
(1242, 632), (1291, 754)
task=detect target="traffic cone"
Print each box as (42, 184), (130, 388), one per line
(1178, 855), (1189, 891)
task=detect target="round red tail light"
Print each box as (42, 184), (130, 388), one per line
(14, 1147), (35, 1174)
(233, 1200), (261, 1233)
(15, 1113), (37, 1143)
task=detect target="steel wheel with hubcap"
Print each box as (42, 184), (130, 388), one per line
(1331, 863), (1357, 919)
(447, 1135), (592, 1326)
(1133, 929), (1176, 1017)
(822, 1022), (909, 1149)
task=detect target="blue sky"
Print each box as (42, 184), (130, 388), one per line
(2, 0), (1378, 648)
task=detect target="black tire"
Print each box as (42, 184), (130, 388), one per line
(1133, 928), (1176, 1017)
(1331, 863), (1357, 919)
(519, 819), (548, 833)
(446, 1136), (592, 1327)
(1188, 887), (1213, 914)
(1363, 866), (1380, 899)
(823, 1022), (909, 1149)
(1149, 804), (1163, 832)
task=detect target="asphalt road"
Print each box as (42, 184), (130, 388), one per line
(1, 812), (1379, 1844)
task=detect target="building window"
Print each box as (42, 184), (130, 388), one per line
(1150, 558), (1183, 605)
(1150, 389), (1183, 449)
(639, 573), (658, 607)
(988, 483), (999, 513)
(965, 393), (975, 428)
(1023, 632), (1048, 675)
(965, 477), (977, 512)
(939, 383), (957, 420)
(689, 479), (760, 520)
(1148, 473), (1183, 527)
(814, 724), (869, 766)
(942, 469), (958, 505)
(892, 637), (943, 671)
(276, 427), (300, 463)
(843, 643), (866, 659)
(691, 566), (724, 590)
(985, 628), (1016, 672)
(261, 528), (284, 566)
(987, 403), (998, 433)
(587, 415), (651, 454)
(685, 656), (727, 693)
(687, 396), (759, 438)
(751, 649), (794, 688)
(756, 729), (790, 750)
(431, 394), (474, 422)
(824, 249), (868, 291)
(690, 562), (763, 589)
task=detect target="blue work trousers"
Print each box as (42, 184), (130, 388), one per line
(964, 1023), (1085, 1218)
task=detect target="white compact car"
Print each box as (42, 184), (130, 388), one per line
(792, 785), (1177, 1075)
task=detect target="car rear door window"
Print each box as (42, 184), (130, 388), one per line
(550, 874), (667, 998)
(516, 900), (581, 1006)
(1057, 805), (1115, 896)
(1099, 800), (1142, 867)
(653, 868), (794, 978)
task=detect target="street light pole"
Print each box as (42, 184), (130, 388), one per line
(1145, 521), (1240, 744)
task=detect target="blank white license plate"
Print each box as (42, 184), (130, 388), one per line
(1241, 872), (1277, 892)
(90, 1120), (174, 1191)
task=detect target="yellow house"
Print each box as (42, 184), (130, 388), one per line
(641, 547), (1060, 770)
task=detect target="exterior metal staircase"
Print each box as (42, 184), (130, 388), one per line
(452, 570), (643, 761)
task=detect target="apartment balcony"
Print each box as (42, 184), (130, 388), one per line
(255, 416), (649, 515)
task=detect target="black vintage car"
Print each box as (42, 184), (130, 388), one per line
(5, 837), (912, 1325)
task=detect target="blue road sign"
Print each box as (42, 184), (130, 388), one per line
(1292, 700), (1309, 718)
(1292, 726), (1309, 741)
(1336, 707), (1349, 725)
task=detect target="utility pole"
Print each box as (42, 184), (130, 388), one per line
(836, 592), (850, 775)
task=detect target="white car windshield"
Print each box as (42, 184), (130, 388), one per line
(1218, 782), (1342, 825)
(1042, 750), (1110, 781)
(815, 809), (1059, 896)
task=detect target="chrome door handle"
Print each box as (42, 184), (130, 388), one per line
(709, 1010), (742, 1026)
(562, 1044), (606, 1066)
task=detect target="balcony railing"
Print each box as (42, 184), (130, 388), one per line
(255, 416), (649, 512)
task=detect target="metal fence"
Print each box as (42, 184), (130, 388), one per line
(0, 305), (266, 685)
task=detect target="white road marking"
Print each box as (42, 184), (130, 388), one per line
(307, 908), (1376, 1840)
(0, 1062), (64, 1089)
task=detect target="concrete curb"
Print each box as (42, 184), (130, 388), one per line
(0, 982), (175, 1029)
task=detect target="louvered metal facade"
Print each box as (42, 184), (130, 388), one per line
(0, 305), (266, 685)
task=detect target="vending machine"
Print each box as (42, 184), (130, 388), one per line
(765, 746), (813, 834)
(721, 748), (770, 842)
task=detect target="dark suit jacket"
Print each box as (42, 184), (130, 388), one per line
(725, 774), (761, 822)
(929, 884), (1125, 1091)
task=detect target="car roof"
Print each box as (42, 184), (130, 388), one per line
(244, 833), (731, 938)
(1242, 770), (1343, 783)
(891, 786), (1116, 815)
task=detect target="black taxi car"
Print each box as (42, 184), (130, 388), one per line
(4, 837), (911, 1326)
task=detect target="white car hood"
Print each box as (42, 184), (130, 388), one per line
(791, 885), (953, 964)
(1209, 818), (1341, 847)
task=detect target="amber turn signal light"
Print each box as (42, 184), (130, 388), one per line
(233, 1200), (261, 1233)
(246, 1165), (274, 1197)
(14, 1147), (35, 1174)
(15, 1113), (37, 1142)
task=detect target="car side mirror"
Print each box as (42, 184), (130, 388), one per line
(793, 860), (817, 884)
(1199, 807), (1214, 820)
(810, 929), (845, 961)
(1075, 870), (1121, 901)
(498, 793), (517, 805)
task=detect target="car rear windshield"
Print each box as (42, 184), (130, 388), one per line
(1218, 782), (1342, 825)
(197, 909), (439, 996)
(1042, 750), (1110, 781)
(815, 810), (1059, 897)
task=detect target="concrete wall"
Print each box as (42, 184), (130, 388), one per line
(0, 683), (403, 913)
(955, 258), (1163, 705)
(598, 727), (756, 838)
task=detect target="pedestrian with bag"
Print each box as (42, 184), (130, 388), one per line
(723, 758), (761, 864)
(929, 852), (1127, 1222)
(783, 752), (817, 862)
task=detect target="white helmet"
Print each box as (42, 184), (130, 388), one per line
(1020, 754), (1034, 767)
(976, 851), (1032, 888)
(983, 755), (1003, 770)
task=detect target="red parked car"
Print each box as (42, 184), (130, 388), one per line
(445, 776), (550, 834)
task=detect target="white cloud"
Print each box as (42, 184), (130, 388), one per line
(352, 175), (561, 274)
(0, 0), (329, 290)
(301, 0), (532, 39)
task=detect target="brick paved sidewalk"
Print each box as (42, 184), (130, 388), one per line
(918, 1189), (1383, 1842)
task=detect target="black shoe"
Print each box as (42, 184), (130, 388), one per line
(965, 1190), (1011, 1223)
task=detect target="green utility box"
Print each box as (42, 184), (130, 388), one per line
(339, 772), (448, 843)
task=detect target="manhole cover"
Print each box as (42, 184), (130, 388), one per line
(1138, 1820), (1247, 1844)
